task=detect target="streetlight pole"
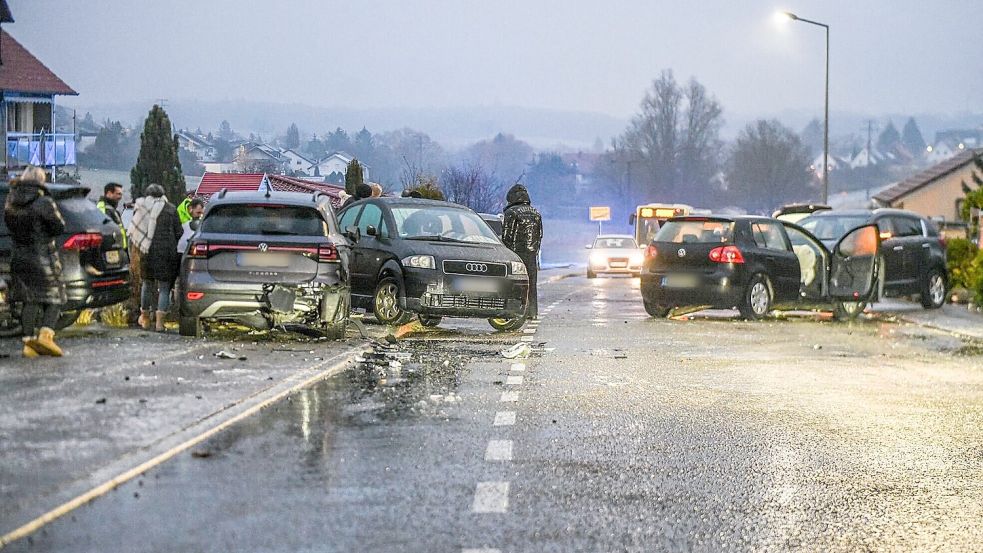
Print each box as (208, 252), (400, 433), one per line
(782, 11), (830, 204)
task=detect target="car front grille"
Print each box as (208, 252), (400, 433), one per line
(442, 260), (508, 277)
(608, 257), (629, 266)
(428, 294), (506, 310)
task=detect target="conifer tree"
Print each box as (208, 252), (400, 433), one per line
(130, 105), (185, 202)
(345, 157), (364, 196)
(285, 123), (300, 150)
(902, 117), (927, 155)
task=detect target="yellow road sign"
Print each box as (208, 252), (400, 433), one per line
(589, 206), (611, 221)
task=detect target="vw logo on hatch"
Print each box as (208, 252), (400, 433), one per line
(258, 243), (269, 252)
(466, 263), (488, 273)
(677, 248), (686, 257)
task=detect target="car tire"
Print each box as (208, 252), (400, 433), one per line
(643, 300), (672, 318)
(833, 301), (866, 321)
(919, 268), (946, 309)
(419, 315), (442, 327)
(179, 316), (203, 337)
(738, 274), (772, 320)
(373, 277), (412, 326)
(488, 316), (525, 331)
(587, 270), (596, 279)
(54, 311), (79, 330)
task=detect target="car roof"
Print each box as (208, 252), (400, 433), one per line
(207, 188), (333, 209)
(595, 234), (634, 239)
(804, 208), (922, 219)
(373, 197), (471, 210)
(672, 215), (778, 223)
(0, 182), (91, 197)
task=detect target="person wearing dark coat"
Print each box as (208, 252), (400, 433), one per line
(341, 182), (374, 208)
(3, 166), (68, 357)
(128, 184), (183, 332)
(501, 183), (543, 319)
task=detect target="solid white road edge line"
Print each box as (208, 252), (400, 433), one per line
(0, 346), (367, 547)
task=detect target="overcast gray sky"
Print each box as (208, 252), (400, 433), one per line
(10, 0), (983, 119)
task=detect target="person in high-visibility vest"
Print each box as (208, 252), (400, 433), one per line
(176, 195), (193, 225)
(96, 182), (127, 249)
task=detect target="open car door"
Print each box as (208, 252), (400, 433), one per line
(782, 222), (829, 301)
(828, 224), (880, 301)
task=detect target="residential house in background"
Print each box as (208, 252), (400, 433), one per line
(233, 142), (288, 173)
(309, 151), (369, 183)
(279, 148), (314, 175)
(874, 148), (982, 230)
(177, 130), (217, 162)
(0, 0), (78, 176)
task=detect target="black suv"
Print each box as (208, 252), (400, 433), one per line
(177, 188), (352, 338)
(337, 197), (529, 329)
(0, 183), (131, 335)
(798, 208), (947, 308)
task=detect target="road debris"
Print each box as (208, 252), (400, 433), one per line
(214, 350), (247, 360)
(502, 343), (531, 359)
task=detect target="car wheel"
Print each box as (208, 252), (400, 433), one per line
(54, 310), (79, 330)
(488, 316), (525, 331)
(418, 315), (442, 327)
(833, 301), (866, 321)
(920, 268), (946, 309)
(643, 299), (671, 318)
(738, 274), (772, 320)
(587, 270), (596, 279)
(373, 277), (412, 325)
(179, 316), (203, 337)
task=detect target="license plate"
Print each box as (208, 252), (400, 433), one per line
(610, 262), (627, 268)
(237, 252), (291, 267)
(661, 274), (698, 288)
(454, 278), (499, 293)
(105, 250), (121, 265)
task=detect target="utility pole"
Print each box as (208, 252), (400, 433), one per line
(861, 119), (878, 199)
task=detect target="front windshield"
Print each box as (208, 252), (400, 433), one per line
(392, 206), (500, 244)
(593, 237), (638, 249)
(799, 215), (870, 241)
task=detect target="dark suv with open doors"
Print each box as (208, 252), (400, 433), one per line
(337, 197), (529, 330)
(0, 182), (131, 335)
(640, 216), (879, 320)
(798, 208), (947, 310)
(177, 187), (351, 338)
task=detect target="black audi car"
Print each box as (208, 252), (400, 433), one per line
(0, 182), (131, 333)
(640, 216), (879, 320)
(337, 198), (529, 329)
(178, 187), (351, 338)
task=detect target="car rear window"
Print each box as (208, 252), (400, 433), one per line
(202, 204), (327, 236)
(654, 220), (734, 243)
(58, 198), (111, 231)
(593, 237), (638, 248)
(798, 215), (870, 241)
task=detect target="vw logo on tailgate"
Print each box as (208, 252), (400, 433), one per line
(466, 263), (488, 273)
(677, 248), (686, 257)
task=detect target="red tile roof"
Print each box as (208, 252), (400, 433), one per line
(268, 175), (345, 208)
(0, 30), (76, 95)
(194, 173), (267, 198)
(874, 148), (982, 204)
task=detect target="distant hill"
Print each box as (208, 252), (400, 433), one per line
(60, 99), (627, 151)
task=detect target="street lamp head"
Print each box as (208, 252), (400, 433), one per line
(776, 11), (798, 22)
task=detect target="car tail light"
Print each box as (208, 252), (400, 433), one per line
(938, 236), (947, 249)
(318, 243), (339, 262)
(186, 291), (205, 301)
(62, 233), (103, 251)
(188, 241), (209, 258)
(644, 245), (658, 259)
(708, 245), (745, 264)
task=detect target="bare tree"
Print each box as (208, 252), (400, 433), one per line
(726, 119), (813, 213)
(618, 69), (723, 204)
(440, 162), (504, 213)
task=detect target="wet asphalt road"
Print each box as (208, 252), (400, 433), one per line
(9, 275), (983, 552)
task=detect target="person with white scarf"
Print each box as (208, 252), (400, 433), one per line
(128, 184), (183, 331)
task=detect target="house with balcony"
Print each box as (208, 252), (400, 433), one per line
(0, 4), (78, 177)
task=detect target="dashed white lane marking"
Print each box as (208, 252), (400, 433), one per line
(472, 482), (510, 513)
(494, 411), (516, 426)
(484, 440), (513, 461)
(520, 336), (533, 342)
(500, 391), (518, 402)
(462, 549), (501, 553)
(522, 328), (536, 334)
(510, 363), (525, 372)
(506, 375), (524, 385)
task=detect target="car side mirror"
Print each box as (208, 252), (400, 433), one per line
(585, 244), (592, 249)
(344, 225), (361, 242)
(628, 213), (636, 225)
(366, 225), (378, 237)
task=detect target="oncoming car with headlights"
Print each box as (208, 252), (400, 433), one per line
(337, 197), (529, 330)
(585, 234), (643, 278)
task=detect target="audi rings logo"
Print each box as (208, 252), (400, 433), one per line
(677, 248), (687, 257)
(466, 263), (488, 273)
(258, 243), (269, 252)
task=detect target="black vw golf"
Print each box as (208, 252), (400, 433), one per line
(337, 197), (529, 329)
(639, 216), (880, 320)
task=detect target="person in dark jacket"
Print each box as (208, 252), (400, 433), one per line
(128, 184), (183, 332)
(501, 183), (543, 319)
(3, 166), (67, 357)
(96, 182), (127, 249)
(341, 182), (373, 208)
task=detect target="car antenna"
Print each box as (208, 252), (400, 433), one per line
(263, 180), (273, 199)
(217, 187), (228, 199)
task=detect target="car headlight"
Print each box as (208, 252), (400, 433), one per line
(629, 253), (644, 265)
(510, 261), (527, 275)
(589, 252), (605, 265)
(402, 255), (436, 269)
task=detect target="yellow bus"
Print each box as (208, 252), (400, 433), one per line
(629, 203), (703, 245)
